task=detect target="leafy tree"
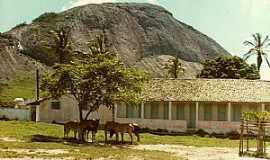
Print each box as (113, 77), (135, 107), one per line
(243, 33), (270, 70)
(50, 26), (73, 64)
(164, 55), (185, 78)
(197, 56), (260, 80)
(41, 35), (148, 121)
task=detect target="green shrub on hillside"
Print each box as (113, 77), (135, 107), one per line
(32, 12), (58, 23)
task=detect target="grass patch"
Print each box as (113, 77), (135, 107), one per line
(0, 121), (262, 159)
(0, 71), (36, 103)
(0, 121), (256, 148)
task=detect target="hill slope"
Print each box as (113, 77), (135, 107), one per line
(5, 3), (229, 78)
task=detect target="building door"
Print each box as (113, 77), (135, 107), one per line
(188, 103), (196, 128)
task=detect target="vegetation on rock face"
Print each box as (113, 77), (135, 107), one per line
(164, 55), (185, 78)
(50, 26), (73, 64)
(41, 34), (148, 121)
(6, 3), (229, 79)
(32, 12), (58, 23)
(11, 22), (28, 30)
(243, 33), (270, 70)
(197, 56), (260, 79)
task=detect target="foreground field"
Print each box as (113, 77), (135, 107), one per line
(0, 121), (259, 159)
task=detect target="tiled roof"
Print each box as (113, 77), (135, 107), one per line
(142, 79), (270, 103)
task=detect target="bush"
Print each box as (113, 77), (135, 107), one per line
(32, 12), (58, 23)
(226, 130), (240, 140)
(12, 22), (27, 30)
(195, 129), (208, 137)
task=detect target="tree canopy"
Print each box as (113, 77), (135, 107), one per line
(41, 35), (148, 121)
(197, 56), (260, 80)
(164, 55), (185, 78)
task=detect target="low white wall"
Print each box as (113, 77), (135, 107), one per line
(0, 108), (31, 121)
(116, 118), (187, 132)
(198, 121), (240, 133)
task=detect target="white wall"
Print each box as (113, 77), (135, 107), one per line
(0, 108), (31, 121)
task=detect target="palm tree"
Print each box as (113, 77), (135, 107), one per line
(243, 33), (270, 70)
(164, 55), (185, 78)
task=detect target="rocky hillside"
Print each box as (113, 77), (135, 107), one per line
(2, 3), (230, 78)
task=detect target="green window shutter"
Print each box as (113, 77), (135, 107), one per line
(163, 102), (169, 120)
(233, 105), (241, 121)
(204, 105), (212, 121)
(126, 104), (132, 118)
(176, 104), (185, 120)
(51, 101), (61, 110)
(151, 102), (159, 119)
(266, 105), (270, 112)
(138, 104), (141, 118)
(218, 104), (226, 121)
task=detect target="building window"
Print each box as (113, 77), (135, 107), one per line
(232, 104), (242, 122)
(176, 104), (185, 120)
(151, 102), (159, 119)
(218, 104), (227, 121)
(117, 103), (126, 118)
(163, 102), (169, 120)
(126, 104), (141, 118)
(149, 102), (168, 120)
(204, 105), (212, 121)
(51, 101), (61, 110)
(265, 104), (270, 111)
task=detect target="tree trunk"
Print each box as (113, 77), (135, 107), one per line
(78, 103), (84, 122)
(112, 105), (115, 122)
(78, 102), (85, 142)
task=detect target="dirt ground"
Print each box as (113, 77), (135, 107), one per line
(0, 141), (267, 160)
(130, 144), (267, 160)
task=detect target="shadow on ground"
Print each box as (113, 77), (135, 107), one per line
(29, 134), (136, 146)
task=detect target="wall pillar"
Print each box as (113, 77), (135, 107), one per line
(141, 102), (144, 119)
(36, 105), (40, 122)
(168, 101), (172, 120)
(262, 103), (265, 112)
(227, 102), (231, 122)
(196, 102), (199, 128)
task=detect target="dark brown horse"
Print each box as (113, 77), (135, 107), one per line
(105, 121), (140, 144)
(80, 119), (100, 142)
(64, 121), (80, 139)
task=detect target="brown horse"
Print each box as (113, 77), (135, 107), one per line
(64, 121), (80, 139)
(104, 121), (135, 144)
(79, 119), (100, 142)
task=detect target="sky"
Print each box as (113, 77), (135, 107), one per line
(0, 0), (270, 79)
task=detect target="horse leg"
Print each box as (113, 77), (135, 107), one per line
(105, 129), (108, 144)
(135, 132), (140, 142)
(116, 132), (119, 144)
(74, 130), (77, 139)
(129, 132), (133, 144)
(121, 133), (124, 144)
(92, 131), (95, 143)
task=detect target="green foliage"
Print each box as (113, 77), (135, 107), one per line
(41, 35), (148, 120)
(32, 12), (58, 23)
(164, 55), (185, 78)
(11, 22), (27, 30)
(50, 26), (73, 64)
(243, 112), (270, 121)
(197, 56), (260, 79)
(243, 33), (270, 70)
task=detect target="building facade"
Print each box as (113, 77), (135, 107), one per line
(33, 79), (270, 133)
(115, 79), (270, 133)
